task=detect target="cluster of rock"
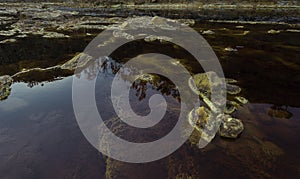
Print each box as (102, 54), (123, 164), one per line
(0, 4), (128, 41)
(188, 71), (247, 140)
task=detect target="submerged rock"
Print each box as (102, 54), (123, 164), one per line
(218, 115), (244, 139)
(268, 105), (293, 119)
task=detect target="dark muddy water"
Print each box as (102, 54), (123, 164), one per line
(0, 15), (300, 178)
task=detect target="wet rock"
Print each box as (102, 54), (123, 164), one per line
(218, 115), (244, 139)
(0, 75), (13, 101)
(235, 96), (249, 104)
(236, 25), (244, 29)
(226, 84), (242, 95)
(224, 47), (238, 52)
(138, 74), (155, 82)
(225, 78), (238, 84)
(242, 30), (250, 35)
(202, 30), (215, 35)
(0, 38), (17, 44)
(0, 75), (13, 86)
(61, 53), (93, 70)
(150, 16), (177, 30)
(0, 85), (11, 101)
(112, 30), (134, 40)
(189, 106), (210, 129)
(177, 19), (195, 26)
(42, 32), (70, 38)
(188, 106), (217, 143)
(16, 34), (28, 38)
(225, 101), (239, 114)
(0, 30), (17, 37)
(188, 71), (224, 96)
(267, 29), (280, 34)
(189, 72), (241, 96)
(144, 35), (172, 43)
(286, 29), (300, 33)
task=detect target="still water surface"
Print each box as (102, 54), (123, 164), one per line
(0, 20), (299, 178)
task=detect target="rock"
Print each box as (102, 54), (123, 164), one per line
(286, 29), (300, 33)
(202, 30), (215, 35)
(0, 38), (17, 44)
(42, 32), (70, 38)
(225, 101), (239, 114)
(0, 75), (13, 86)
(177, 19), (195, 26)
(188, 106), (216, 143)
(235, 96), (248, 104)
(138, 74), (155, 82)
(226, 84), (242, 95)
(113, 30), (135, 40)
(16, 34), (28, 38)
(189, 72), (241, 96)
(192, 106), (210, 128)
(0, 75), (13, 101)
(0, 30), (17, 37)
(224, 47), (238, 52)
(0, 85), (11, 101)
(61, 53), (93, 70)
(144, 35), (172, 43)
(150, 16), (177, 30)
(218, 115), (244, 139)
(242, 31), (250, 35)
(225, 78), (238, 84)
(188, 71), (224, 96)
(236, 25), (244, 29)
(267, 29), (280, 34)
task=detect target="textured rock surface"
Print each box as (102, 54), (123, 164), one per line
(0, 75), (13, 100)
(218, 115), (244, 138)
